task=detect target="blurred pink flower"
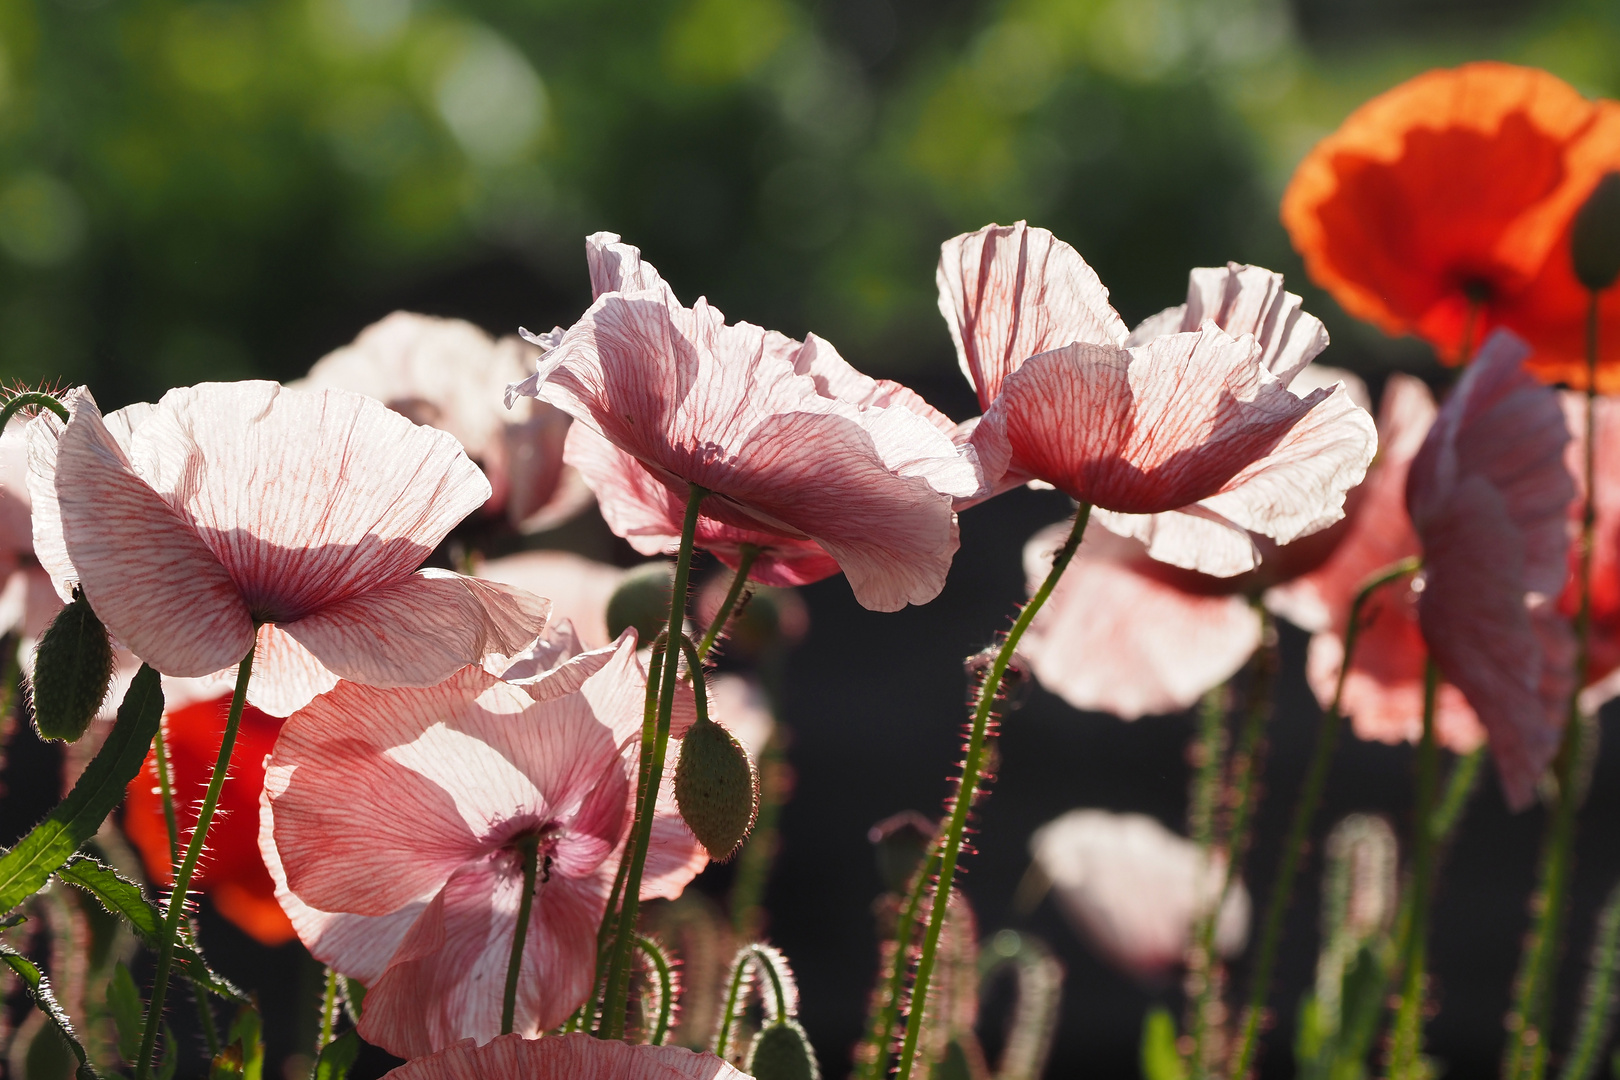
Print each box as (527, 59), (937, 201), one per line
(0, 417), (62, 648)
(1019, 364), (1371, 719)
(1029, 809), (1249, 980)
(27, 382), (551, 716)
(938, 223), (1376, 576)
(477, 550), (632, 649)
(382, 1032), (747, 1080)
(261, 633), (705, 1058)
(1558, 393), (1620, 712)
(301, 312), (594, 533)
(1406, 331), (1575, 808)
(508, 233), (980, 610)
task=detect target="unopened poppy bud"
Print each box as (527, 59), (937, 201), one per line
(1574, 172), (1620, 292)
(868, 810), (936, 894)
(606, 561), (675, 644)
(30, 587), (114, 742)
(674, 714), (758, 861)
(747, 1020), (819, 1080)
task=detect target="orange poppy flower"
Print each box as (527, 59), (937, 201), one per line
(1282, 62), (1620, 381)
(124, 693), (295, 946)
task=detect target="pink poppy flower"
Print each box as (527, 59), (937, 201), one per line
(301, 312), (593, 533)
(1019, 365), (1371, 719)
(261, 632), (706, 1057)
(26, 381), (551, 716)
(1406, 331), (1575, 808)
(938, 223), (1376, 576)
(381, 1032), (748, 1080)
(1029, 809), (1249, 980)
(1267, 375), (1488, 754)
(508, 233), (979, 610)
(476, 550), (633, 649)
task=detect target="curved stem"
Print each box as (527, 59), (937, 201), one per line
(636, 935), (676, 1045)
(501, 833), (542, 1035)
(135, 646), (254, 1080)
(599, 484), (706, 1039)
(0, 391), (68, 429)
(1230, 556), (1419, 1080)
(1506, 291), (1601, 1080)
(1387, 659), (1442, 1080)
(697, 545), (759, 662)
(894, 504), (1091, 1080)
(715, 949), (753, 1060)
(858, 847), (943, 1080)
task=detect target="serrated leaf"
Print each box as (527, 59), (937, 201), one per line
(314, 1030), (361, 1080)
(0, 940), (99, 1080)
(57, 854), (249, 1003)
(1139, 1006), (1186, 1080)
(0, 665), (163, 913)
(108, 961), (143, 1063)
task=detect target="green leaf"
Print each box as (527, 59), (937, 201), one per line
(0, 940), (99, 1080)
(1294, 994), (1323, 1078)
(221, 1004), (264, 1080)
(108, 961), (143, 1063)
(57, 854), (249, 1003)
(1139, 1006), (1186, 1080)
(0, 664), (163, 913)
(157, 1024), (179, 1080)
(313, 1030), (361, 1080)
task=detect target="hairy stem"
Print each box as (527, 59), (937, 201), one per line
(0, 391), (69, 429)
(697, 545), (759, 662)
(1386, 660), (1442, 1080)
(501, 833), (542, 1035)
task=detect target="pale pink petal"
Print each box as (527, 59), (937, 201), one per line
(1124, 263), (1328, 386)
(0, 419), (34, 554)
(246, 625), (339, 719)
(1029, 810), (1249, 979)
(280, 569), (549, 689)
(937, 222), (1128, 409)
(477, 550), (627, 650)
(793, 333), (960, 436)
(1090, 505), (1261, 578)
(127, 381), (490, 622)
(709, 674), (775, 762)
(503, 626), (623, 702)
(380, 1032), (748, 1080)
(34, 390), (254, 676)
(586, 231), (679, 304)
(1021, 523), (1262, 719)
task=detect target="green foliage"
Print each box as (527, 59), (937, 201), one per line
(30, 588), (116, 743)
(108, 961), (144, 1064)
(313, 1030), (361, 1080)
(0, 665), (163, 915)
(1139, 1006), (1186, 1080)
(0, 939), (98, 1080)
(56, 854), (250, 1003)
(212, 1005), (265, 1080)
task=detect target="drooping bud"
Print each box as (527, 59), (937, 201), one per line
(606, 561), (675, 644)
(747, 1021), (819, 1080)
(675, 714), (759, 860)
(868, 810), (937, 894)
(30, 587), (114, 742)
(1574, 172), (1620, 292)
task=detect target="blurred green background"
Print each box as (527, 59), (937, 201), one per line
(2, 0), (1616, 407)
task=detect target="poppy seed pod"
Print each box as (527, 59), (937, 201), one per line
(605, 562), (675, 645)
(674, 714), (759, 861)
(30, 587), (114, 742)
(746, 1021), (819, 1080)
(1574, 172), (1620, 292)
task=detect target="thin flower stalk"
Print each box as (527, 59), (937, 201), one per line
(0, 391), (68, 428)
(501, 833), (543, 1036)
(600, 484), (707, 1039)
(1231, 557), (1420, 1080)
(317, 967), (339, 1053)
(136, 646), (255, 1080)
(1187, 684), (1229, 1080)
(894, 503), (1093, 1080)
(1507, 293), (1603, 1080)
(635, 936), (675, 1045)
(1386, 659), (1443, 1080)
(153, 721), (179, 865)
(697, 545), (760, 662)
(1557, 881), (1620, 1080)
(857, 845), (944, 1080)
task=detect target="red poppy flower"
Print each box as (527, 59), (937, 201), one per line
(1282, 62), (1620, 378)
(124, 692), (295, 946)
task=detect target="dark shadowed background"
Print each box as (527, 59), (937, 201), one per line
(2, 0), (1619, 1076)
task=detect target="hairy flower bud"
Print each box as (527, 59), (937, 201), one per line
(1574, 172), (1620, 292)
(747, 1021), (819, 1080)
(606, 562), (675, 644)
(30, 587), (114, 742)
(868, 810), (936, 894)
(674, 714), (758, 861)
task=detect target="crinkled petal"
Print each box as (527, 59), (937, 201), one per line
(937, 222), (1128, 409)
(381, 1032), (748, 1080)
(586, 231), (680, 305)
(478, 551), (628, 650)
(247, 624), (339, 718)
(280, 570), (549, 689)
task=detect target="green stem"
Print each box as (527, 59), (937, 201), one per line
(636, 935), (675, 1045)
(1428, 748), (1484, 846)
(697, 545), (759, 662)
(728, 725), (785, 938)
(1230, 556), (1420, 1080)
(501, 833), (542, 1036)
(1188, 685), (1229, 1080)
(1558, 881), (1620, 1080)
(715, 949), (753, 1060)
(858, 847), (943, 1080)
(599, 484), (706, 1039)
(316, 966), (339, 1053)
(0, 391), (68, 429)
(135, 646), (254, 1080)
(153, 721), (180, 866)
(1506, 291), (1601, 1080)
(1386, 660), (1442, 1080)
(893, 504), (1092, 1080)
